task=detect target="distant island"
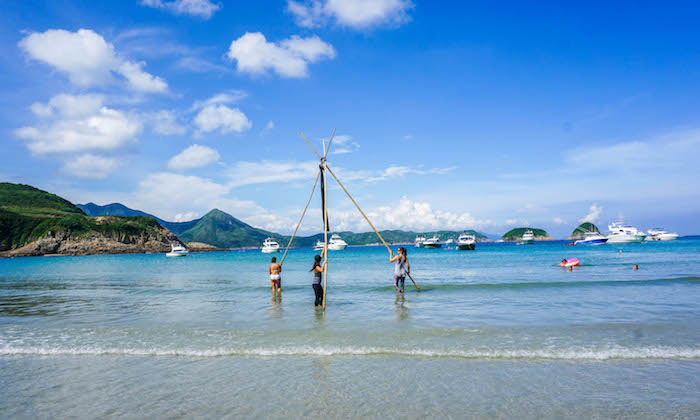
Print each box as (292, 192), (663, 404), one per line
(501, 227), (553, 242)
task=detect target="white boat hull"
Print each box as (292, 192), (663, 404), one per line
(166, 252), (188, 257)
(328, 244), (347, 251)
(261, 247), (280, 253)
(423, 243), (442, 249)
(607, 234), (646, 244)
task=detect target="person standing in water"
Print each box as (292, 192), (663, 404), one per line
(389, 247), (410, 293)
(269, 257), (282, 294)
(311, 248), (327, 307)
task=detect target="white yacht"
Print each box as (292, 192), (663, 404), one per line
(574, 231), (608, 245)
(414, 235), (426, 248)
(261, 237), (281, 253)
(166, 243), (188, 257)
(606, 222), (646, 243)
(646, 228), (679, 241)
(445, 238), (455, 247)
(313, 240), (326, 251)
(456, 233), (476, 250)
(328, 234), (348, 250)
(422, 235), (442, 249)
(521, 230), (535, 245)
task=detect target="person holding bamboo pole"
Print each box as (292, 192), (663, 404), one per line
(389, 247), (410, 293)
(311, 248), (327, 307)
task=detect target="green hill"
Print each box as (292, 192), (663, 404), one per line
(0, 183), (179, 256)
(76, 202), (492, 248)
(176, 209), (285, 249)
(0, 183), (84, 217)
(568, 222), (601, 240)
(501, 227), (552, 241)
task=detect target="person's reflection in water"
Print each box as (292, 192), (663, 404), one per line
(266, 294), (283, 319)
(394, 293), (409, 320)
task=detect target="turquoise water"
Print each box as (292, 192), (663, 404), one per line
(1, 239), (699, 418)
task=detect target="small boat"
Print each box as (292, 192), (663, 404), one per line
(574, 231), (609, 245)
(328, 234), (348, 251)
(646, 228), (679, 241)
(422, 235), (442, 249)
(606, 222), (646, 243)
(445, 238), (454, 248)
(521, 230), (535, 245)
(166, 243), (188, 257)
(313, 240), (326, 251)
(261, 237), (281, 253)
(456, 233), (476, 250)
(414, 235), (426, 248)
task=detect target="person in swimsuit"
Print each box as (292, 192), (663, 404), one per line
(311, 248), (326, 307)
(389, 247), (410, 293)
(269, 257), (282, 294)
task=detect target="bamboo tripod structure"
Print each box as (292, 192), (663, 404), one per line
(283, 128), (422, 310)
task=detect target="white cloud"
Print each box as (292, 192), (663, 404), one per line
(190, 90), (248, 111)
(19, 29), (167, 92)
(227, 160), (319, 188)
(193, 104), (252, 134)
(261, 120), (275, 135)
(15, 94), (142, 154)
(140, 0), (221, 19)
(62, 154), (121, 179)
(287, 0), (413, 29)
(320, 196), (483, 233)
(365, 164), (457, 182)
(329, 134), (359, 154)
(149, 110), (187, 135)
(167, 144), (220, 170)
(133, 172), (265, 221)
(579, 203), (603, 224)
(506, 219), (517, 226)
(226, 32), (335, 78)
(174, 211), (200, 222)
(552, 217), (567, 225)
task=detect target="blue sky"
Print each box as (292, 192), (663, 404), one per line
(1, 0), (699, 238)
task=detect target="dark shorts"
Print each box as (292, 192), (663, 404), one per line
(394, 275), (405, 291)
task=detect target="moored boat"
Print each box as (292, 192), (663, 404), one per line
(521, 230), (535, 245)
(456, 233), (476, 250)
(422, 235), (442, 249)
(328, 234), (348, 250)
(414, 235), (426, 248)
(313, 240), (326, 251)
(166, 243), (188, 257)
(574, 231), (609, 245)
(261, 237), (281, 253)
(646, 228), (679, 241)
(606, 222), (646, 243)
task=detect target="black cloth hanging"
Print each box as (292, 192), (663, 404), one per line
(320, 165), (329, 232)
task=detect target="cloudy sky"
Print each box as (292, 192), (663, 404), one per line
(2, 0), (699, 238)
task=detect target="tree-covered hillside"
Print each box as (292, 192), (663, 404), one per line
(0, 183), (178, 254)
(568, 222), (601, 240)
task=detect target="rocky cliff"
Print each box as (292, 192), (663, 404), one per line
(0, 216), (180, 257)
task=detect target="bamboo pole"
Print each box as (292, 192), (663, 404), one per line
(280, 170), (321, 266)
(322, 141), (329, 309)
(323, 127), (336, 159)
(299, 131), (322, 160)
(325, 164), (422, 292)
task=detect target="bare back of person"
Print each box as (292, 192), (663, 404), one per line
(269, 260), (282, 293)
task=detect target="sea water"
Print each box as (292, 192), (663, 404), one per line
(1, 239), (699, 418)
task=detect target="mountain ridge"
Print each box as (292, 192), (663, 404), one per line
(79, 202), (492, 248)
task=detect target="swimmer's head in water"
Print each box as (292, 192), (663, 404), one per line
(271, 257), (277, 263)
(633, 264), (639, 270)
(562, 259), (567, 264)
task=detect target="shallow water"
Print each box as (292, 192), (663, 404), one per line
(1, 239), (699, 418)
